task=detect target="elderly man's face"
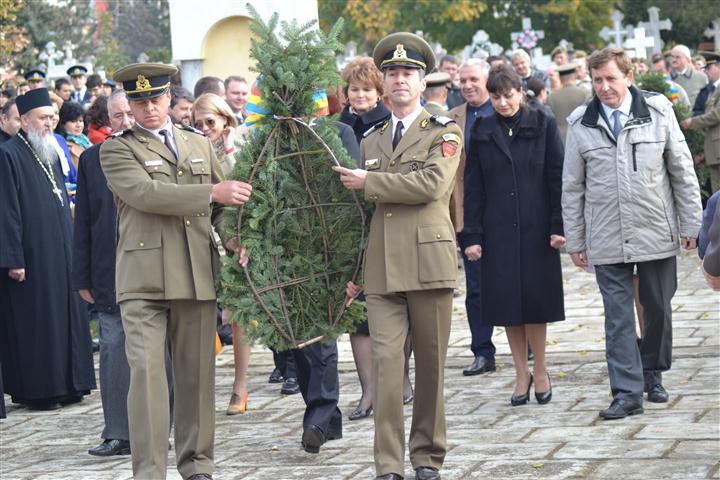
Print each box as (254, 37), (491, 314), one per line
(512, 57), (531, 78)
(591, 60), (633, 109)
(669, 48), (690, 71)
(459, 64), (488, 106)
(108, 96), (135, 132)
(22, 106), (55, 137)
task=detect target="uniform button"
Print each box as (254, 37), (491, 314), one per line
(386, 212), (392, 217)
(390, 160), (396, 166)
(436, 234), (441, 239)
(154, 166), (159, 171)
(510, 191), (515, 196)
(185, 220), (191, 226)
(513, 223), (518, 227)
(139, 242), (144, 247)
(201, 168), (206, 172)
(178, 170), (184, 176)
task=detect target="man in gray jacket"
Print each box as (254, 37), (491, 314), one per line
(563, 48), (702, 420)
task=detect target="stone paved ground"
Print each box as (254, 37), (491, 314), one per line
(1, 252), (719, 480)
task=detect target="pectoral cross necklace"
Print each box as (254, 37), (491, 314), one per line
(17, 132), (64, 207)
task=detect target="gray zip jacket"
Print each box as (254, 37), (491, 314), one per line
(562, 86), (702, 265)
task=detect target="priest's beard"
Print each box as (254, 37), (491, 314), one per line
(26, 127), (58, 165)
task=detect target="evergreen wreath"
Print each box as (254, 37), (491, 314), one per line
(218, 5), (368, 351)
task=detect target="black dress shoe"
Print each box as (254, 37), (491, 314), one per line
(415, 466), (440, 480)
(26, 401), (62, 411)
(268, 367), (284, 384)
(511, 374), (533, 406)
(281, 377), (300, 395)
(375, 474), (403, 480)
(646, 384), (669, 403)
(301, 425), (326, 453)
(348, 405), (372, 420)
(599, 397), (644, 420)
(535, 373), (552, 405)
(187, 475), (213, 480)
(88, 439), (131, 456)
(462, 356), (496, 376)
(527, 346), (534, 361)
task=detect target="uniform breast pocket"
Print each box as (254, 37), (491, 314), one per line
(189, 161), (211, 184)
(144, 161), (173, 181)
(630, 140), (664, 172)
(119, 233), (164, 293)
(417, 225), (456, 283)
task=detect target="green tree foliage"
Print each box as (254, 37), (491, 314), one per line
(319, 0), (614, 55)
(623, 0), (719, 50)
(219, 5), (367, 351)
(0, 0), (30, 66)
(12, 0), (170, 74)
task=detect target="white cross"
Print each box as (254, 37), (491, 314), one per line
(531, 47), (551, 71)
(624, 27), (655, 59)
(511, 17), (544, 49)
(639, 6), (672, 54)
(600, 10), (628, 48)
(705, 19), (720, 50)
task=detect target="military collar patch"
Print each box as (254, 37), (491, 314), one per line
(420, 118), (429, 129)
(380, 120), (389, 133)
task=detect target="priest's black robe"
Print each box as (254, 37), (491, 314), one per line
(0, 133), (95, 406)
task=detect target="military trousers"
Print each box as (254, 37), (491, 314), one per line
(120, 298), (216, 480)
(366, 289), (453, 477)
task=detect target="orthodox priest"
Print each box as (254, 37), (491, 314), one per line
(0, 88), (95, 411)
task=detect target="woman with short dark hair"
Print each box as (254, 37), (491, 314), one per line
(462, 64), (566, 406)
(56, 101), (90, 170)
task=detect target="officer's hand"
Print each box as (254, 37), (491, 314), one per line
(570, 251), (588, 268)
(345, 281), (363, 307)
(332, 166), (367, 189)
(238, 245), (249, 268)
(8, 268), (25, 282)
(550, 234), (566, 249)
(680, 118), (692, 129)
(682, 236), (697, 250)
(79, 289), (96, 304)
(212, 180), (252, 205)
(464, 245), (482, 261)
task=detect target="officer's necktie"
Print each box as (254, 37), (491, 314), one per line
(611, 110), (623, 139)
(392, 121), (404, 150)
(159, 130), (177, 159)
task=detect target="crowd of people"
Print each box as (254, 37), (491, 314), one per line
(1, 30), (720, 480)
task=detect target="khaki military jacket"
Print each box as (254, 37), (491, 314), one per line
(100, 123), (224, 303)
(423, 102), (448, 117)
(689, 86), (720, 166)
(361, 109), (462, 294)
(547, 84), (590, 144)
(448, 103), (468, 233)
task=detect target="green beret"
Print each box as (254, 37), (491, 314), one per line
(113, 63), (178, 100)
(555, 63), (578, 76)
(699, 50), (720, 66)
(373, 32), (436, 72)
(425, 71), (451, 87)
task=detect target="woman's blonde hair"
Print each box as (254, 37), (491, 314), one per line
(48, 91), (64, 109)
(192, 93), (238, 129)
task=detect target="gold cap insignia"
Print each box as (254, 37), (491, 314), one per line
(393, 44), (407, 60)
(136, 74), (151, 91)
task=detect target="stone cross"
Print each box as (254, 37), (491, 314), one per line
(600, 10), (628, 48)
(531, 47), (551, 71)
(705, 19), (720, 50)
(511, 17), (544, 50)
(624, 27), (655, 59)
(639, 6), (672, 54)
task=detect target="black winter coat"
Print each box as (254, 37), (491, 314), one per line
(462, 106), (565, 326)
(72, 143), (119, 311)
(339, 102), (391, 147)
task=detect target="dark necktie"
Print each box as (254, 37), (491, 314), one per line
(392, 121), (404, 150)
(159, 130), (177, 159)
(611, 110), (623, 139)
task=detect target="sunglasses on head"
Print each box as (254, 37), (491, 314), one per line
(194, 117), (216, 129)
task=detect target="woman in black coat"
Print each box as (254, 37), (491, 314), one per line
(462, 64), (565, 406)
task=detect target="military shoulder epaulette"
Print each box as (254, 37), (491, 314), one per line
(363, 120), (387, 138)
(177, 124), (205, 136)
(430, 114), (455, 126)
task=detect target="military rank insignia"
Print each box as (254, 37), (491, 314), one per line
(420, 118), (429, 129)
(441, 133), (461, 158)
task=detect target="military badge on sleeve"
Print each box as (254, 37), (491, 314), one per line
(441, 133), (461, 158)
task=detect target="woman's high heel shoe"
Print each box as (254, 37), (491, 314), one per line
(348, 404), (373, 421)
(535, 373), (552, 404)
(226, 390), (248, 415)
(511, 374), (533, 406)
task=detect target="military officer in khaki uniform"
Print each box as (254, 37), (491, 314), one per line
(422, 71), (451, 116)
(546, 62), (591, 144)
(334, 33), (462, 480)
(100, 63), (252, 480)
(682, 51), (720, 193)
